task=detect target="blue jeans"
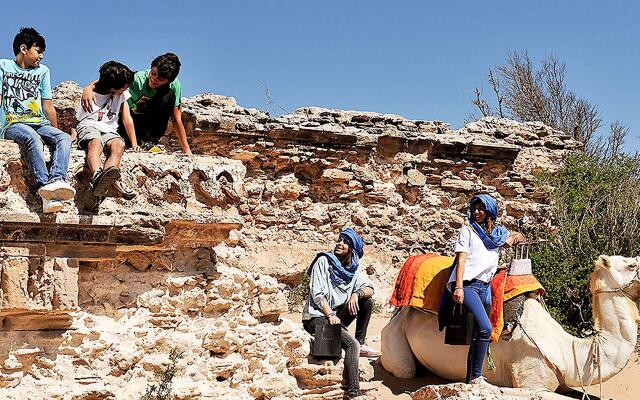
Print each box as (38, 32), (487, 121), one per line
(5, 123), (71, 190)
(462, 279), (492, 382)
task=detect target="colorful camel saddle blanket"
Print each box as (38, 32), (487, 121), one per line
(488, 269), (545, 341)
(389, 253), (453, 311)
(389, 253), (545, 341)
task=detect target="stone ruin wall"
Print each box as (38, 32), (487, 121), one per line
(82, 82), (577, 295)
(0, 81), (580, 399)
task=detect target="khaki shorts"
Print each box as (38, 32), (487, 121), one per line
(77, 125), (125, 150)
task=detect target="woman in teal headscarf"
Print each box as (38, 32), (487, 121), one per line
(302, 228), (379, 400)
(448, 194), (524, 385)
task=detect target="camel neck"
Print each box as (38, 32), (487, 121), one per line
(565, 292), (638, 386)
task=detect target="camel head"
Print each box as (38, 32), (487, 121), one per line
(591, 255), (640, 324)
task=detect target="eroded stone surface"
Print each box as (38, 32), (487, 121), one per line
(412, 382), (542, 400)
(0, 256), (78, 329)
(0, 266), (375, 400)
(0, 141), (244, 228)
(39, 85), (579, 297)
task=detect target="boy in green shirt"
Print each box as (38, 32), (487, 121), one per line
(82, 53), (191, 154)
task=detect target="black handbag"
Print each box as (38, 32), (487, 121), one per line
(313, 320), (342, 358)
(444, 303), (474, 345)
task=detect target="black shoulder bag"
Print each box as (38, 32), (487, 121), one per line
(444, 303), (474, 345)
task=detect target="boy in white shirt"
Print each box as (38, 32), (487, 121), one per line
(76, 61), (137, 196)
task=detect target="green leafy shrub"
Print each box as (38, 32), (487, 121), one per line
(531, 151), (640, 336)
(141, 348), (186, 400)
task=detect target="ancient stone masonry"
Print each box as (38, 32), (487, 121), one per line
(144, 85), (578, 295)
(0, 266), (369, 399)
(0, 81), (580, 398)
(0, 135), (244, 330)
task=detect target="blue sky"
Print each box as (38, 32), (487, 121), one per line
(2, 1), (638, 150)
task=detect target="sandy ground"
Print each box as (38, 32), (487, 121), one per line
(284, 313), (640, 400)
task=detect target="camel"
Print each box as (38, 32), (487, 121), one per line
(381, 255), (640, 397)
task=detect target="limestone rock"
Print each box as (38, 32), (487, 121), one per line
(0, 257), (78, 329)
(411, 382), (541, 400)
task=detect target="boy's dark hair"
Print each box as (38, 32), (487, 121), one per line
(13, 27), (46, 55)
(151, 53), (181, 82)
(94, 61), (135, 94)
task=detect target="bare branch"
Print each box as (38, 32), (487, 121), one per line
(470, 50), (629, 154)
(471, 87), (493, 117)
(487, 69), (504, 118)
(605, 120), (629, 157)
(259, 82), (290, 115)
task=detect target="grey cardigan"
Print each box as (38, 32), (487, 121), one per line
(302, 254), (374, 320)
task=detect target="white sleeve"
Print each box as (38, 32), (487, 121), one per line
(454, 226), (471, 253)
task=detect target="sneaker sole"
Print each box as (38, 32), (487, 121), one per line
(43, 203), (64, 214)
(93, 168), (121, 197)
(38, 186), (76, 201)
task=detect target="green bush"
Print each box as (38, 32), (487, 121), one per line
(141, 348), (186, 400)
(531, 152), (640, 336)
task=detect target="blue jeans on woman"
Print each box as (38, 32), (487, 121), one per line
(4, 123), (71, 190)
(462, 279), (492, 382)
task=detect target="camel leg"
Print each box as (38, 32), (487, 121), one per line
(381, 307), (417, 379)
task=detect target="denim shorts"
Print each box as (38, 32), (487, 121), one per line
(77, 125), (124, 150)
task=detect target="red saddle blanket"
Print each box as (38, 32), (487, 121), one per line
(488, 269), (545, 341)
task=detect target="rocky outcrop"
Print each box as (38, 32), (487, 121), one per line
(0, 82), (582, 398)
(1, 137), (243, 329)
(1, 83), (582, 323)
(0, 266), (375, 399)
(411, 383), (542, 400)
(168, 90), (579, 294)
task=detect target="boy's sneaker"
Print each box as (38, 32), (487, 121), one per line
(359, 344), (381, 358)
(42, 197), (64, 214)
(92, 166), (121, 197)
(38, 180), (76, 201)
(113, 181), (137, 200)
(89, 168), (103, 189)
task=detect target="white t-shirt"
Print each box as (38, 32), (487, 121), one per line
(76, 90), (131, 133)
(448, 225), (500, 287)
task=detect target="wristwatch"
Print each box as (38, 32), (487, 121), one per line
(356, 289), (365, 299)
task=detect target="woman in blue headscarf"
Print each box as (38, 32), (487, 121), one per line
(302, 228), (378, 400)
(448, 194), (524, 385)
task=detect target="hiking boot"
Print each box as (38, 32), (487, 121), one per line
(42, 197), (64, 214)
(38, 180), (76, 201)
(91, 166), (121, 197)
(359, 344), (381, 358)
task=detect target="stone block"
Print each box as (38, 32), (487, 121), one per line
(0, 256), (77, 330)
(440, 178), (478, 192)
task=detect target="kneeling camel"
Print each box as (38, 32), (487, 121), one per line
(381, 255), (640, 397)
